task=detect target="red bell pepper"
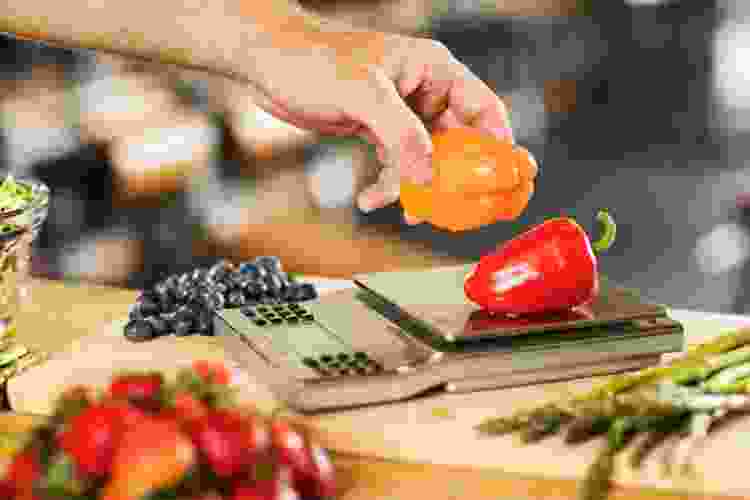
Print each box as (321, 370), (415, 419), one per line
(464, 210), (616, 315)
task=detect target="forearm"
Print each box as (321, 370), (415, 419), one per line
(0, 0), (312, 83)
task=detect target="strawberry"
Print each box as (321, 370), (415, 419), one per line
(269, 419), (336, 498)
(294, 443), (337, 500)
(57, 402), (146, 477)
(269, 419), (315, 481)
(0, 479), (15, 499)
(172, 391), (208, 423)
(189, 409), (268, 478)
(232, 471), (300, 500)
(100, 416), (195, 500)
(4, 447), (40, 500)
(108, 373), (163, 404)
(191, 360), (231, 386)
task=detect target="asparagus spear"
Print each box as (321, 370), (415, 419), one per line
(579, 445), (615, 500)
(706, 376), (750, 395)
(702, 362), (750, 393)
(628, 413), (690, 469)
(669, 410), (722, 477)
(475, 403), (571, 436)
(572, 328), (750, 403)
(519, 413), (572, 444)
(580, 414), (694, 500)
(578, 416), (643, 500)
(670, 345), (750, 385)
(565, 415), (613, 445)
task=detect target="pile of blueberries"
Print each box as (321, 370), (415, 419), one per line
(124, 256), (318, 342)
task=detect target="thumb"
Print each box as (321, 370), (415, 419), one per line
(352, 71), (433, 212)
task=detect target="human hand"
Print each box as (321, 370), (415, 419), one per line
(243, 13), (514, 223)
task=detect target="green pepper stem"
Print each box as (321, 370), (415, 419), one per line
(592, 210), (617, 254)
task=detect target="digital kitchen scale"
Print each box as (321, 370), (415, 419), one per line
(214, 265), (683, 413)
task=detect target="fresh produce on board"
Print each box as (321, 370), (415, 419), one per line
(464, 210), (616, 315)
(399, 127), (538, 232)
(0, 360), (336, 500)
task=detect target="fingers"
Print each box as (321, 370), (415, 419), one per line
(349, 70), (434, 213)
(398, 44), (513, 143)
(446, 68), (513, 142)
(357, 162), (401, 213)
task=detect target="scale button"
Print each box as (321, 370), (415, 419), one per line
(302, 357), (319, 368)
(241, 307), (256, 318)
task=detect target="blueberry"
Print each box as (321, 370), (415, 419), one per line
(174, 286), (192, 303)
(254, 256), (282, 274)
(242, 281), (264, 300)
(185, 288), (204, 305)
(257, 280), (271, 296)
(176, 303), (193, 315)
(137, 290), (160, 302)
(211, 292), (225, 310)
(276, 272), (293, 288)
(124, 320), (155, 342)
(138, 298), (161, 316)
(293, 283), (318, 302)
(195, 311), (213, 335)
(255, 265), (269, 280)
(225, 271), (244, 285)
(194, 291), (211, 309)
(157, 294), (176, 313)
(164, 275), (180, 291)
(153, 281), (171, 297)
(208, 260), (233, 281)
(177, 272), (192, 288)
(144, 316), (170, 337)
(238, 263), (261, 280)
(160, 311), (177, 327)
(173, 320), (193, 336)
(128, 307), (146, 321)
(191, 268), (208, 282)
(226, 290), (246, 308)
(210, 282), (229, 296)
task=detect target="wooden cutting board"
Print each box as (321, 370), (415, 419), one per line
(7, 297), (750, 498)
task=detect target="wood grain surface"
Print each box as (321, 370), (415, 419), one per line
(3, 278), (750, 499)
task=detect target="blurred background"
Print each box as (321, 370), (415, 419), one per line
(2, 0), (750, 314)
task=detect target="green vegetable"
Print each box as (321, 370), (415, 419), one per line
(670, 345), (750, 385)
(628, 413), (690, 469)
(474, 403), (569, 436)
(0, 343), (28, 367)
(0, 175), (34, 212)
(702, 362), (750, 393)
(579, 446), (615, 500)
(519, 412), (572, 444)
(564, 415), (612, 444)
(592, 210), (617, 253)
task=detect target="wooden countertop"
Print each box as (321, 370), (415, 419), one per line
(1, 278), (748, 500)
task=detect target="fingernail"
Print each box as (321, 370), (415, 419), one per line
(490, 127), (514, 142)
